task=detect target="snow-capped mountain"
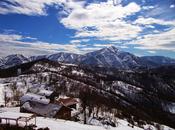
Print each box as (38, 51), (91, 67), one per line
(0, 54), (29, 69)
(46, 46), (175, 69)
(48, 52), (81, 63)
(80, 46), (125, 68)
(80, 46), (145, 69)
(0, 46), (175, 69)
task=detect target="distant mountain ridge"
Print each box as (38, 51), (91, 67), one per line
(0, 46), (175, 69)
(0, 54), (29, 69)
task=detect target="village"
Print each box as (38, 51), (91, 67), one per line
(0, 72), (124, 130)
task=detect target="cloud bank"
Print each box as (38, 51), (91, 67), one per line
(0, 0), (175, 57)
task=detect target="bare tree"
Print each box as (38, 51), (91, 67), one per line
(3, 87), (7, 107)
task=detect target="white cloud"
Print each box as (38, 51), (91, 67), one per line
(0, 0), (84, 15)
(1, 0), (175, 55)
(142, 6), (154, 10)
(130, 28), (175, 51)
(170, 5), (175, 8)
(74, 21), (142, 41)
(60, 1), (142, 41)
(0, 42), (51, 57)
(80, 47), (103, 53)
(0, 33), (129, 57)
(0, 33), (83, 57)
(134, 16), (175, 26)
(93, 44), (114, 47)
(0, 34), (22, 41)
(0, 0), (53, 15)
(70, 39), (90, 43)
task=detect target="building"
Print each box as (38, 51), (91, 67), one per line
(57, 97), (78, 109)
(21, 101), (72, 120)
(20, 93), (72, 120)
(20, 93), (50, 105)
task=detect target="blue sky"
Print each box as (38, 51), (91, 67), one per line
(0, 0), (175, 58)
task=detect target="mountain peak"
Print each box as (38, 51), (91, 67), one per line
(0, 54), (29, 69)
(107, 46), (118, 50)
(99, 46), (119, 54)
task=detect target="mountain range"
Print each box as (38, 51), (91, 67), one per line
(0, 46), (175, 69)
(0, 46), (175, 128)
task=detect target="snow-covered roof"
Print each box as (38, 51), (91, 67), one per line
(22, 101), (64, 117)
(20, 93), (50, 105)
(38, 89), (53, 97)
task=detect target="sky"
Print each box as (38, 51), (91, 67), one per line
(0, 0), (175, 58)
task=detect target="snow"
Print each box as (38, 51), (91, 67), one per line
(0, 54), (29, 69)
(20, 93), (50, 104)
(0, 111), (33, 119)
(72, 70), (84, 76)
(0, 107), (20, 113)
(0, 107), (174, 130)
(27, 117), (143, 130)
(168, 103), (175, 114)
(16, 82), (24, 87)
(38, 89), (53, 97)
(0, 107), (141, 130)
(60, 62), (78, 67)
(163, 102), (175, 114)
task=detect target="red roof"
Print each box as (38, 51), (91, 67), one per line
(57, 97), (78, 107)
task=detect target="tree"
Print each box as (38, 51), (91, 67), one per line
(79, 87), (91, 124)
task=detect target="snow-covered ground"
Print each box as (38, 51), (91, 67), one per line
(35, 117), (142, 130)
(0, 107), (143, 130)
(0, 107), (173, 130)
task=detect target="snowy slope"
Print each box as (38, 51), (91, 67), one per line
(80, 46), (144, 69)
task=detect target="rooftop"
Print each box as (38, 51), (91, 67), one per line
(22, 101), (69, 117)
(38, 89), (53, 97)
(20, 93), (50, 105)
